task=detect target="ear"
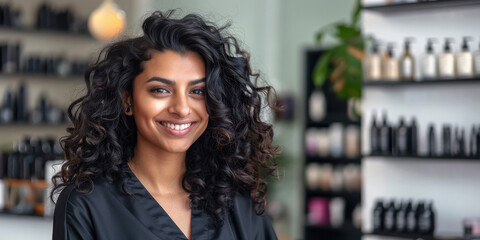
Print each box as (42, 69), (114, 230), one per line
(122, 90), (133, 116)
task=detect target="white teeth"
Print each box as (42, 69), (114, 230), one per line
(161, 122), (192, 130)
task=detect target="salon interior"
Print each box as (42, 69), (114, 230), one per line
(0, 0), (479, 239)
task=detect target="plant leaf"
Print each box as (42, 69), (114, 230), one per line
(334, 24), (361, 43)
(352, 0), (361, 26)
(312, 50), (332, 88)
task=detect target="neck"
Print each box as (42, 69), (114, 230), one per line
(129, 139), (187, 195)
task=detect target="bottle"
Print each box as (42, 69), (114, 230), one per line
(1, 89), (14, 123)
(428, 124), (436, 156)
(15, 83), (27, 122)
(442, 125), (452, 156)
(418, 201), (435, 235)
(422, 38), (438, 80)
(373, 200), (385, 232)
(400, 37), (415, 81)
(457, 37), (474, 78)
(454, 127), (465, 156)
(471, 126), (477, 157)
(474, 39), (480, 76)
(439, 38), (456, 79)
(395, 200), (411, 233)
(383, 43), (400, 81)
(384, 200), (397, 232)
(477, 125), (480, 157)
(409, 118), (418, 156)
(380, 112), (392, 155)
(396, 118), (408, 156)
(371, 111), (380, 155)
(367, 41), (382, 81)
(406, 201), (417, 233)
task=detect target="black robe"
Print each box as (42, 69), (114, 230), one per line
(52, 165), (277, 240)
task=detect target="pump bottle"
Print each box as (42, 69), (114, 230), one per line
(366, 41), (382, 81)
(382, 43), (399, 81)
(422, 38), (438, 80)
(400, 38), (415, 81)
(438, 38), (456, 79)
(456, 37), (474, 78)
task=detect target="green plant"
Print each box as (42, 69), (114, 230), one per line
(312, 0), (364, 99)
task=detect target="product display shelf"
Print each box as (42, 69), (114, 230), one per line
(307, 115), (360, 128)
(0, 72), (84, 81)
(364, 231), (462, 240)
(0, 122), (70, 128)
(306, 223), (361, 235)
(363, 78), (480, 87)
(303, 49), (362, 240)
(306, 190), (361, 202)
(362, 0), (480, 12)
(0, 211), (50, 219)
(364, 154), (480, 161)
(0, 26), (93, 39)
(306, 156), (361, 165)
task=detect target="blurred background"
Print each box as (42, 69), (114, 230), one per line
(1, 0), (480, 239)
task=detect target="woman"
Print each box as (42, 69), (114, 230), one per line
(51, 10), (280, 240)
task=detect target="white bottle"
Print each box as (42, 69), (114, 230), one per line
(366, 42), (382, 81)
(422, 38), (438, 80)
(400, 38), (415, 81)
(456, 37), (474, 78)
(382, 43), (399, 81)
(438, 38), (456, 79)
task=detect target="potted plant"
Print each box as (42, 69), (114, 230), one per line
(312, 0), (364, 118)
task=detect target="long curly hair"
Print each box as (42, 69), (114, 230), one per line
(51, 10), (280, 227)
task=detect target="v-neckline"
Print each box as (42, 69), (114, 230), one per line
(123, 164), (212, 240)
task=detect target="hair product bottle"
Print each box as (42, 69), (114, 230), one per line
(371, 111), (380, 155)
(366, 41), (382, 81)
(422, 38), (438, 80)
(438, 38), (456, 79)
(456, 37), (474, 78)
(382, 43), (399, 81)
(373, 200), (385, 232)
(400, 38), (415, 81)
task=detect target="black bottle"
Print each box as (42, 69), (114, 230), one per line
(443, 125), (452, 156)
(428, 124), (436, 156)
(397, 118), (408, 155)
(395, 200), (411, 232)
(18, 138), (34, 180)
(33, 138), (46, 180)
(15, 83), (27, 122)
(371, 112), (379, 155)
(470, 127), (477, 157)
(454, 127), (465, 156)
(1, 90), (14, 123)
(7, 146), (20, 179)
(380, 113), (392, 155)
(406, 201), (417, 233)
(373, 200), (385, 232)
(418, 201), (435, 235)
(409, 118), (418, 156)
(477, 125), (480, 157)
(384, 200), (397, 232)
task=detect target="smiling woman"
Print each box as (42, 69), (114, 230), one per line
(50, 10), (280, 240)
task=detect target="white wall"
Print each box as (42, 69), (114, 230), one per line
(361, 2), (480, 239)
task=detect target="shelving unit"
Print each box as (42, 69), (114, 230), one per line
(363, 78), (480, 87)
(303, 49), (362, 240)
(361, 1), (480, 239)
(0, 26), (93, 39)
(364, 231), (462, 240)
(362, 0), (480, 12)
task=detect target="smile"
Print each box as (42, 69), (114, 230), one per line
(160, 122), (192, 130)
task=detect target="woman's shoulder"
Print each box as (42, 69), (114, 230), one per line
(55, 176), (116, 209)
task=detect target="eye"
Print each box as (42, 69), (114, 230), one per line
(150, 87), (169, 94)
(192, 88), (205, 95)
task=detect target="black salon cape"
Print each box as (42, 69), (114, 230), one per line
(52, 165), (277, 240)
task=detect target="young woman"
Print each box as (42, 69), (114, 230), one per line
(51, 10), (279, 240)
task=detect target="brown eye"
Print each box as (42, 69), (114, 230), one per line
(192, 88), (205, 95)
(150, 88), (169, 94)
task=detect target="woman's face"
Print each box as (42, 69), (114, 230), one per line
(130, 49), (209, 154)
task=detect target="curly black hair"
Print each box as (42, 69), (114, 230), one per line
(51, 10), (280, 227)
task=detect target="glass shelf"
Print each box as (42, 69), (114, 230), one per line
(363, 78), (480, 87)
(364, 231), (462, 240)
(306, 190), (361, 200)
(362, 0), (480, 12)
(364, 154), (480, 161)
(0, 73), (84, 80)
(306, 156), (361, 165)
(306, 114), (360, 127)
(0, 26), (93, 39)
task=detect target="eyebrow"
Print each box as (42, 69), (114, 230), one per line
(146, 77), (206, 86)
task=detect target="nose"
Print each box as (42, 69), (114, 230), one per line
(168, 92), (191, 118)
